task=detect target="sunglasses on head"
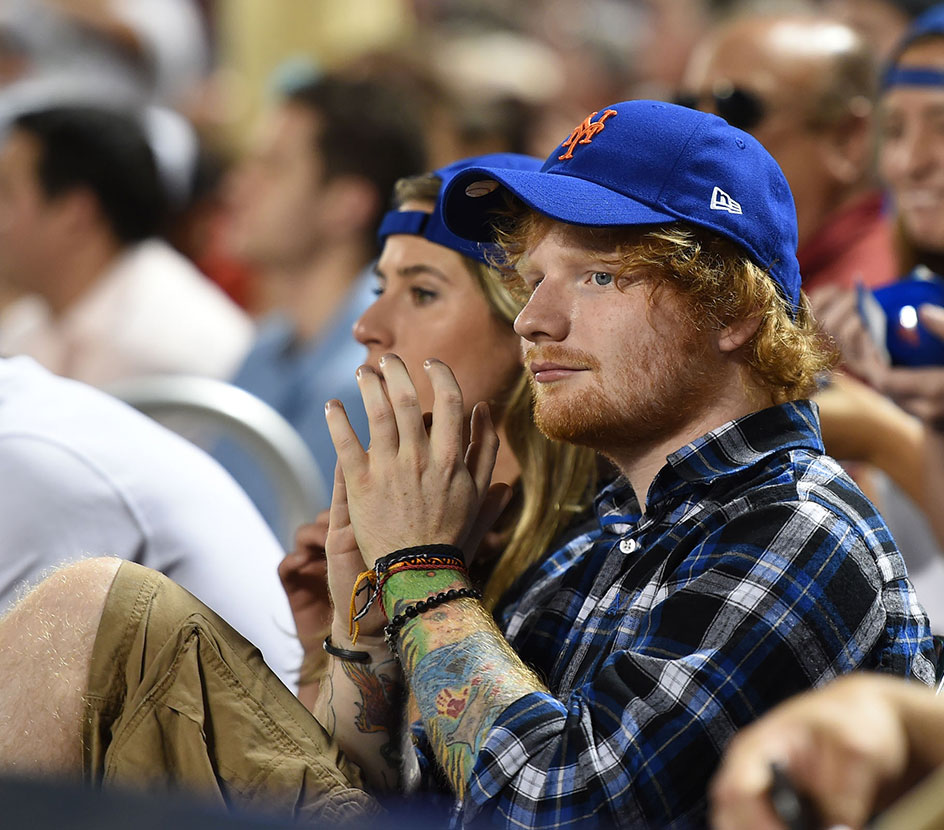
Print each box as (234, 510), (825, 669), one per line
(674, 82), (766, 132)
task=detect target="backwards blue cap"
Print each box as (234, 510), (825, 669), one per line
(441, 100), (801, 312)
(884, 4), (944, 88)
(377, 152), (542, 265)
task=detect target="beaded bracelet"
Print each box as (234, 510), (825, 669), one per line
(323, 635), (371, 664)
(383, 587), (482, 653)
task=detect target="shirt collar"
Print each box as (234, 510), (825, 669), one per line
(593, 476), (641, 528)
(592, 400), (824, 526)
(654, 399), (823, 498)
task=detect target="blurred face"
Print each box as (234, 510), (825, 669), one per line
(0, 129), (61, 292)
(681, 21), (841, 246)
(512, 225), (716, 455)
(354, 204), (521, 417)
(879, 40), (944, 254)
(224, 103), (330, 269)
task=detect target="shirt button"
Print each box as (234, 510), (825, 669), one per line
(619, 538), (638, 554)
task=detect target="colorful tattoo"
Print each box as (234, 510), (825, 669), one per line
(382, 569), (468, 619)
(318, 653), (404, 789)
(340, 659), (400, 735)
(382, 571), (546, 797)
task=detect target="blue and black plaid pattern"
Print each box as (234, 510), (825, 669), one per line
(414, 400), (935, 829)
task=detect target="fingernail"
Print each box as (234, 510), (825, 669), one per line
(379, 354), (386, 367)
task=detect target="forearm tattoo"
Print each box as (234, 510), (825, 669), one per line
(384, 571), (546, 797)
(339, 657), (403, 772)
(314, 651), (404, 790)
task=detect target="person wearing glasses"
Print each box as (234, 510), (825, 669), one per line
(813, 5), (944, 560)
(680, 12), (892, 295)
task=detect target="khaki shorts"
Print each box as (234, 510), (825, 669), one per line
(82, 561), (379, 824)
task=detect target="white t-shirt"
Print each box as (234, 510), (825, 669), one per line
(0, 356), (302, 690)
(0, 239), (253, 388)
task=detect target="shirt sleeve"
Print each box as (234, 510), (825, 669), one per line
(0, 434), (143, 611)
(458, 500), (935, 828)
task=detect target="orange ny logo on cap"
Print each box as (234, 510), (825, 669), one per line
(558, 109), (618, 160)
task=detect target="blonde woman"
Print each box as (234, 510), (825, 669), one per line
(278, 154), (599, 708)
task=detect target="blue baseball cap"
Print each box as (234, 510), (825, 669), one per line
(377, 152), (542, 265)
(884, 4), (944, 88)
(441, 100), (801, 311)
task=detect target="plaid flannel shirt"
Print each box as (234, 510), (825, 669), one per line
(413, 400), (935, 829)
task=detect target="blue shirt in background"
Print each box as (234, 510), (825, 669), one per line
(213, 270), (374, 536)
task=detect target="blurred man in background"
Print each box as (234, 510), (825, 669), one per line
(214, 73), (426, 532)
(0, 105), (251, 386)
(682, 12), (891, 293)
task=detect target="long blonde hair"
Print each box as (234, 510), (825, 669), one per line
(393, 173), (598, 609)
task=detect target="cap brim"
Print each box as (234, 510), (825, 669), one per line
(442, 165), (679, 242)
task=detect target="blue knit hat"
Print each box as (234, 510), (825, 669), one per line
(441, 100), (801, 311)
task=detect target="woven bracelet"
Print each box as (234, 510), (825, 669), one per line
(383, 587), (482, 653)
(375, 545), (466, 576)
(323, 635), (371, 664)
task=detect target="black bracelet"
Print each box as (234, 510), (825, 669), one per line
(375, 545), (465, 575)
(323, 635), (371, 664)
(383, 587), (482, 653)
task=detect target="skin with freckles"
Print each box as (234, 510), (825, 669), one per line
(512, 224), (769, 499)
(516, 228), (719, 459)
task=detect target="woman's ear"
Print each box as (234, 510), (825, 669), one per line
(717, 314), (763, 353)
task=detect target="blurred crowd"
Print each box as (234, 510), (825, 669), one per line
(6, 0), (944, 826)
(2, 0), (944, 606)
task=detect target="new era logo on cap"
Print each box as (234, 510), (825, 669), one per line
(710, 186), (742, 215)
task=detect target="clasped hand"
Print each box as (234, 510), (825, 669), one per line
(325, 353), (508, 575)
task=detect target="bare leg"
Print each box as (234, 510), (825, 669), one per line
(0, 557), (121, 778)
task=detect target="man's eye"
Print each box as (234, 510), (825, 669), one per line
(592, 272), (613, 286)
